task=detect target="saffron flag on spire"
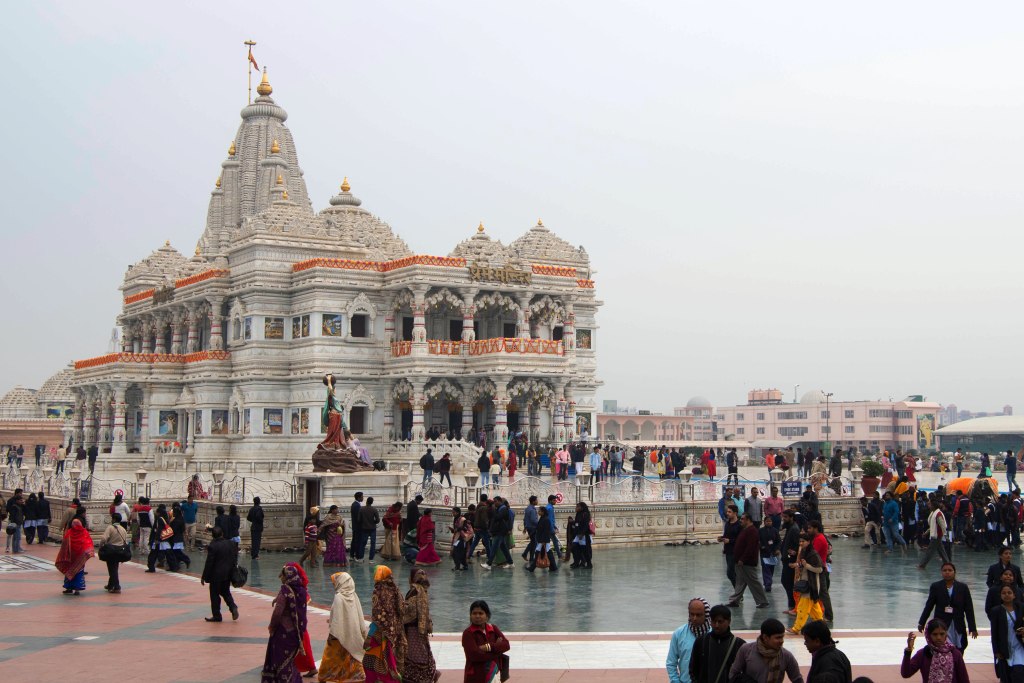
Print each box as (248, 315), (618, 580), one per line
(248, 50), (259, 70)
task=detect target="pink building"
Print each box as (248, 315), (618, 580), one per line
(596, 411), (695, 441)
(714, 389), (942, 453)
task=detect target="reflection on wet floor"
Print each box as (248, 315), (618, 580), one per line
(177, 536), (1001, 633)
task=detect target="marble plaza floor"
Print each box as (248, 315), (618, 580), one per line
(0, 537), (1008, 681)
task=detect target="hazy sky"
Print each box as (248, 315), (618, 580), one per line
(2, 3), (1022, 413)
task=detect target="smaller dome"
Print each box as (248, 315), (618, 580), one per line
(686, 396), (712, 408)
(449, 223), (512, 265)
(800, 390), (828, 405)
(36, 364), (74, 405)
(0, 386), (39, 419)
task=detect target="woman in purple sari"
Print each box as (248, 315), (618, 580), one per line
(319, 505), (348, 566)
(261, 564), (309, 683)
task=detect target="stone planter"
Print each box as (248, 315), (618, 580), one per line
(861, 476), (880, 497)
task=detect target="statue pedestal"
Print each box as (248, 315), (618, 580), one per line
(297, 471), (409, 511)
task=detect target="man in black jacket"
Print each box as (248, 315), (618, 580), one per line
(803, 620), (852, 683)
(246, 497), (264, 559)
(481, 496), (512, 570)
(779, 509), (802, 613)
(689, 604), (744, 683)
(201, 527), (238, 622)
(349, 492), (363, 557)
(356, 496), (380, 563)
(405, 495), (423, 537)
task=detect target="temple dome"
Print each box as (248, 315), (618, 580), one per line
(449, 223), (513, 265)
(198, 69), (313, 259)
(799, 390), (828, 405)
(36, 364), (74, 406)
(686, 396), (712, 408)
(0, 386), (38, 419)
(508, 219), (590, 270)
(316, 179), (412, 260)
(122, 241), (190, 291)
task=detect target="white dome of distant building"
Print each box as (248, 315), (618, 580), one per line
(686, 396), (712, 408)
(36, 364), (74, 406)
(800, 390), (827, 405)
(0, 386), (38, 419)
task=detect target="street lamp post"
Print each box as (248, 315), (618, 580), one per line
(825, 392), (834, 456)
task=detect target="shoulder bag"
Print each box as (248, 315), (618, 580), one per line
(99, 527), (132, 562)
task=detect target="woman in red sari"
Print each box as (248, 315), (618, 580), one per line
(285, 562), (318, 679)
(55, 519), (94, 595)
(414, 509), (442, 566)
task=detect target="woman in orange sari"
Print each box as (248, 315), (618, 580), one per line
(363, 565), (406, 683)
(55, 519), (94, 595)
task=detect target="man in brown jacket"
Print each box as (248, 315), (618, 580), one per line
(726, 513), (770, 608)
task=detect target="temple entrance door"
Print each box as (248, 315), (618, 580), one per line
(304, 480), (320, 517)
(350, 407), (367, 434)
(400, 404), (413, 440)
(448, 405), (461, 437)
(507, 406), (521, 434)
(401, 317), (414, 341)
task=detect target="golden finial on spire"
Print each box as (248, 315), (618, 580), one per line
(276, 173), (283, 185)
(215, 176), (222, 188)
(257, 67), (273, 96)
(271, 139), (280, 154)
(228, 141), (236, 156)
(341, 177), (350, 192)
(195, 246), (202, 257)
(537, 218), (544, 227)
(165, 240), (171, 247)
(477, 222), (485, 233)
(282, 190), (289, 200)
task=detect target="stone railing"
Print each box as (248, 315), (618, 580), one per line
(74, 351), (229, 369)
(466, 337), (564, 356)
(390, 341), (412, 357)
(384, 439), (483, 473)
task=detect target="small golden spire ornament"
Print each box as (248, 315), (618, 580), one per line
(257, 67), (272, 97)
(271, 139), (280, 154)
(341, 177), (350, 192)
(215, 176), (222, 188)
(477, 222), (485, 233)
(228, 141), (236, 156)
(276, 173), (283, 185)
(282, 189), (289, 200)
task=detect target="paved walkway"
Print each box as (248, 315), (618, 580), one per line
(0, 543), (1001, 682)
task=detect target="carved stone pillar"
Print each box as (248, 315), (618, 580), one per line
(384, 312), (395, 343)
(529, 402), (541, 446)
(99, 389), (113, 451)
(460, 290), (477, 342)
(111, 384), (128, 456)
(72, 395), (85, 448)
(411, 381), (426, 441)
(141, 319), (153, 353)
(461, 404), (473, 440)
(411, 288), (428, 352)
(185, 409), (195, 456)
(171, 309), (186, 355)
(563, 302), (576, 353)
(208, 297), (225, 350)
(383, 400), (395, 441)
(139, 388), (150, 456)
(153, 317), (167, 354)
(517, 293), (532, 339)
(186, 304), (200, 353)
(493, 377), (511, 445)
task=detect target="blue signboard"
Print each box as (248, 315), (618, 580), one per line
(781, 481), (802, 497)
(78, 477), (93, 501)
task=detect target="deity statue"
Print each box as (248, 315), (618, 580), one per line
(312, 374), (373, 473)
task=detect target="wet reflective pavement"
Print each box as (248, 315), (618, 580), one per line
(178, 536), (1001, 633)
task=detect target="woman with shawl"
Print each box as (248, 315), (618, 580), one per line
(319, 572), (368, 683)
(381, 502), (403, 560)
(414, 509), (442, 566)
(401, 568), (439, 683)
(363, 565), (407, 683)
(261, 564), (310, 683)
(55, 518), (94, 594)
(320, 505), (348, 567)
(902, 618), (970, 683)
(285, 562), (318, 679)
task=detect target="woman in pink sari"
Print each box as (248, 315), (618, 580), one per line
(414, 509), (442, 566)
